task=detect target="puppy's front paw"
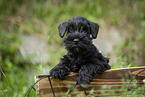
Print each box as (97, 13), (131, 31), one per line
(50, 68), (70, 79)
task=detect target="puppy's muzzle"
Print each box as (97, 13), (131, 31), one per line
(73, 39), (80, 44)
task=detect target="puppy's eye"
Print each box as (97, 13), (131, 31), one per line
(68, 28), (74, 33)
(80, 26), (89, 33)
(68, 27), (76, 32)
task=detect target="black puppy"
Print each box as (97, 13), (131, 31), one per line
(50, 16), (111, 88)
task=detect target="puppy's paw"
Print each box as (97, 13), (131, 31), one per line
(50, 68), (70, 79)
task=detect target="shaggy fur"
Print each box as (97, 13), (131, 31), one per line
(49, 16), (111, 88)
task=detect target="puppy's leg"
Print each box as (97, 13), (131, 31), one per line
(49, 57), (70, 79)
(77, 64), (106, 88)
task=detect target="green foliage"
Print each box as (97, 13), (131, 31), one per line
(0, 0), (145, 97)
(111, 0), (145, 66)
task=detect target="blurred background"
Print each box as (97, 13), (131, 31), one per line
(0, 0), (145, 96)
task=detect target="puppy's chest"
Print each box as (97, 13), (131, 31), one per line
(69, 56), (86, 65)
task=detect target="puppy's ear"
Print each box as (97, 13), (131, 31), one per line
(88, 20), (99, 39)
(58, 22), (68, 38)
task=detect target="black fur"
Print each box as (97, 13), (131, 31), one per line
(50, 16), (111, 88)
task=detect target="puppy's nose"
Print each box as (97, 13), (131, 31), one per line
(73, 39), (80, 43)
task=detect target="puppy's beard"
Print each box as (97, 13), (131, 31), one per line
(68, 43), (89, 53)
(73, 47), (80, 52)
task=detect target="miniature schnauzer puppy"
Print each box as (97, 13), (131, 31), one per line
(50, 16), (111, 88)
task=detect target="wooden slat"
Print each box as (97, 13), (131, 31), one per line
(36, 66), (145, 97)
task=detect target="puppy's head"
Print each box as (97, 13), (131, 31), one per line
(58, 16), (99, 53)
(58, 16), (99, 39)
